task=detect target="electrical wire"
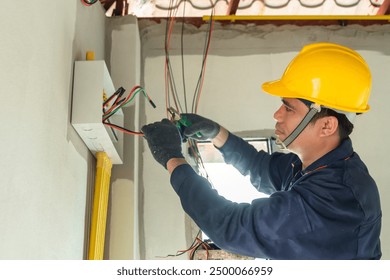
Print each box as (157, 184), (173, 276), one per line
(164, 1), (183, 116)
(192, 11), (214, 114)
(181, 0), (188, 113)
(103, 122), (144, 136)
(156, 0), (260, 11)
(156, 229), (211, 259)
(164, 1), (214, 116)
(162, 0), (216, 259)
(187, 12), (214, 185)
(157, 0), (228, 10)
(102, 86), (156, 136)
(164, 0), (214, 182)
(103, 86), (155, 122)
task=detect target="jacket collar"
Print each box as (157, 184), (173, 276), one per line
(292, 137), (354, 175)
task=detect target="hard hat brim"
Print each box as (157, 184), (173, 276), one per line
(261, 79), (370, 113)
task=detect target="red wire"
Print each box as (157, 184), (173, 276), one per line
(120, 85), (141, 106)
(195, 18), (214, 114)
(164, 9), (214, 115)
(165, 53), (171, 117)
(165, 17), (181, 115)
(103, 86), (146, 136)
(102, 86), (140, 119)
(103, 122), (144, 136)
(188, 238), (210, 260)
(165, 1), (184, 116)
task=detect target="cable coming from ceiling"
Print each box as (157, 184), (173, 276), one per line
(164, 0), (216, 205)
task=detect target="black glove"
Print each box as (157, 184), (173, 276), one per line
(141, 119), (184, 169)
(180, 113), (220, 141)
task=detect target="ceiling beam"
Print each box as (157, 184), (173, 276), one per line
(101, 0), (116, 11)
(113, 0), (124, 16)
(226, 0), (240, 15)
(377, 0), (390, 15)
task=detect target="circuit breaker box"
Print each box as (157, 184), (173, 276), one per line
(71, 60), (123, 164)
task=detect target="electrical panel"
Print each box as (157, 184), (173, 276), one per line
(71, 60), (123, 164)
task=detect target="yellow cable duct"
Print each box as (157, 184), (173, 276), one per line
(88, 152), (113, 260)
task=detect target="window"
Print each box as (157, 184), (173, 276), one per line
(195, 138), (272, 203)
(189, 136), (275, 257)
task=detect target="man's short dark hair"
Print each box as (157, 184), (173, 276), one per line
(311, 108), (354, 140)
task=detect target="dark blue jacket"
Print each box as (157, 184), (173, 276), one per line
(170, 133), (382, 259)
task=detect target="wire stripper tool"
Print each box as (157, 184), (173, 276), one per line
(167, 107), (201, 141)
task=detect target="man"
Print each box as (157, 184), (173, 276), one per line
(142, 42), (382, 259)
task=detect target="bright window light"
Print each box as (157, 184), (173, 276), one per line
(203, 163), (269, 203)
(195, 139), (271, 247)
(197, 139), (270, 204)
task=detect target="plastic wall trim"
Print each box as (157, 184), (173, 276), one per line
(88, 152), (113, 260)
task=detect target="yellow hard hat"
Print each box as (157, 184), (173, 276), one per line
(262, 42), (371, 113)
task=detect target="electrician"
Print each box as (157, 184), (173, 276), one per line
(141, 42), (382, 259)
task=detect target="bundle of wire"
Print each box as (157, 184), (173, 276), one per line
(103, 85), (156, 136)
(158, 230), (211, 260)
(164, 0), (214, 179)
(181, 236), (212, 260)
(161, 0), (217, 258)
(164, 1), (214, 115)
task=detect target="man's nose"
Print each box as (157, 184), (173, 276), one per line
(273, 106), (283, 122)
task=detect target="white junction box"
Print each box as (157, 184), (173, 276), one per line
(71, 60), (123, 164)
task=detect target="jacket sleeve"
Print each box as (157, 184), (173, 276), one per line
(170, 136), (382, 259)
(170, 164), (312, 259)
(218, 132), (294, 194)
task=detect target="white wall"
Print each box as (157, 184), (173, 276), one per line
(105, 16), (141, 260)
(0, 1), (106, 259)
(139, 22), (390, 259)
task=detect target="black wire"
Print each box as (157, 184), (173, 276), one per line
(190, 242), (204, 260)
(191, 11), (213, 113)
(103, 87), (126, 109)
(164, 2), (172, 109)
(168, 58), (183, 112)
(162, 1), (216, 258)
(102, 87), (152, 136)
(165, 0), (184, 112)
(163, 1), (212, 185)
(103, 122), (144, 136)
(165, 229), (202, 257)
(181, 1), (188, 113)
(104, 119), (119, 141)
(175, 6), (214, 185)
(157, 0), (229, 10)
(188, 139), (212, 186)
(157, 0), (264, 11)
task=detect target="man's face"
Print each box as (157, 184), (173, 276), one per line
(273, 98), (312, 150)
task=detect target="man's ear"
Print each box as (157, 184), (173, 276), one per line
(319, 116), (339, 137)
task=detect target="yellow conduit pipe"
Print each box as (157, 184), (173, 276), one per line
(88, 152), (113, 260)
(202, 15), (390, 22)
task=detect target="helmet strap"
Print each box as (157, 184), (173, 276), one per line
(276, 103), (322, 150)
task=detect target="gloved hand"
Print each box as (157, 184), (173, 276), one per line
(141, 119), (184, 169)
(180, 113), (220, 141)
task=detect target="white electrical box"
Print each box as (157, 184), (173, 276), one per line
(71, 60), (123, 164)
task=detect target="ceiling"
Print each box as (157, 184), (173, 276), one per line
(98, 0), (390, 16)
